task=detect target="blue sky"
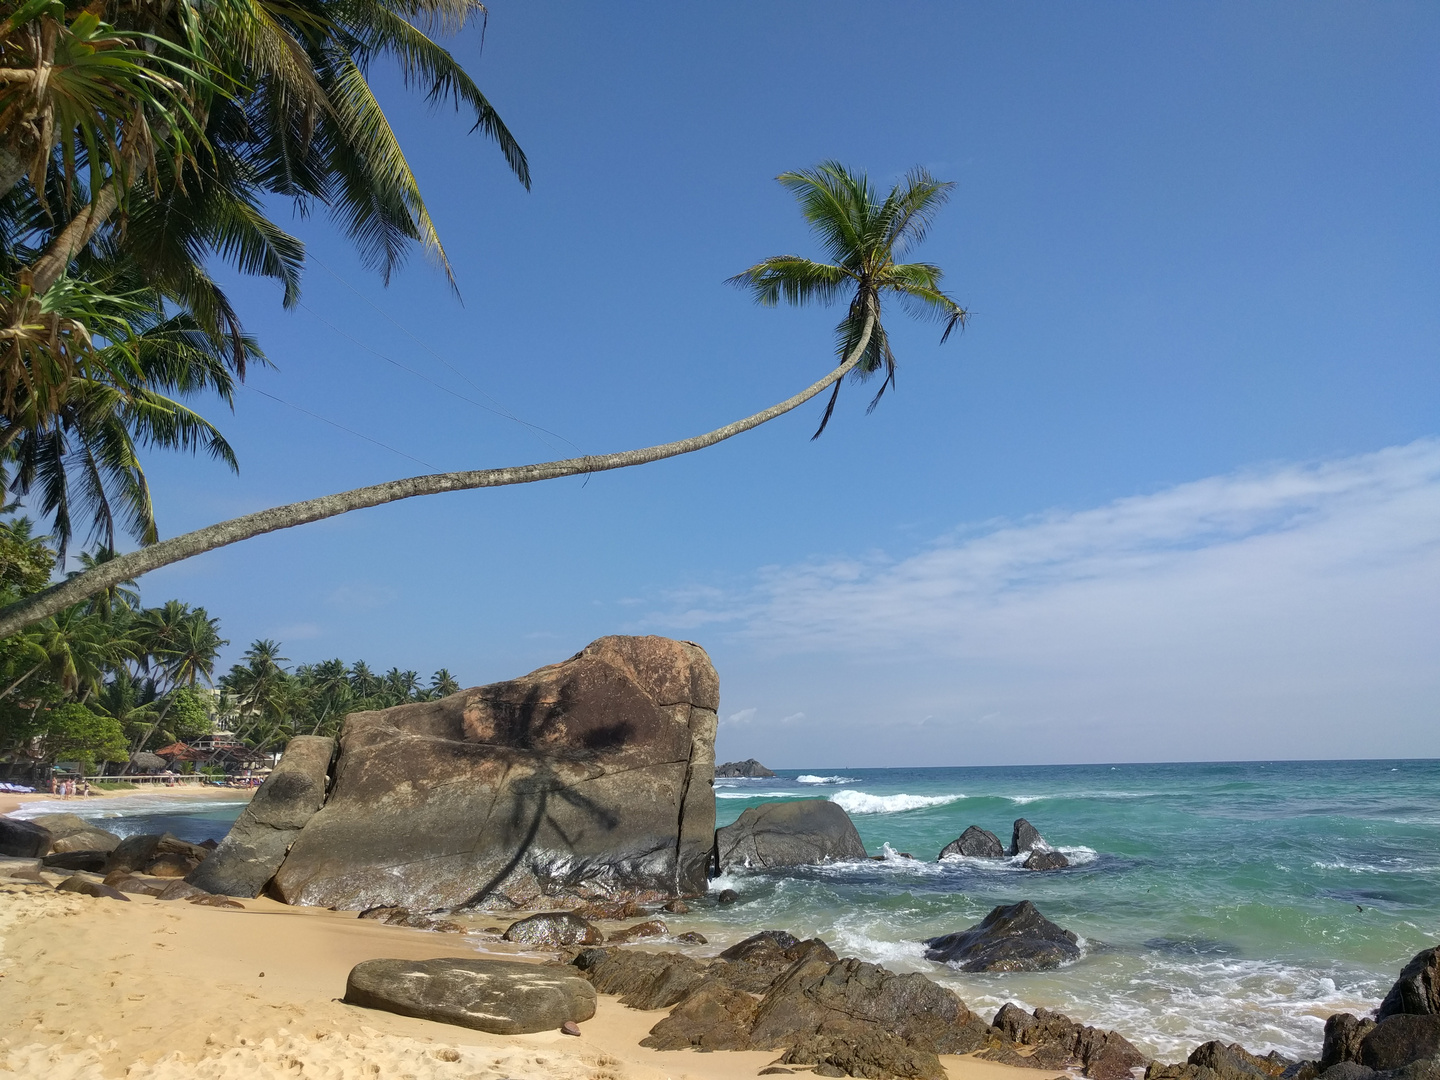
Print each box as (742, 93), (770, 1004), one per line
(124, 2), (1438, 765)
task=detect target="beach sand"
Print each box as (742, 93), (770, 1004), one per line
(0, 784), (253, 818)
(0, 875), (1057, 1080)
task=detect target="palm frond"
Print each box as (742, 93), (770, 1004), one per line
(725, 256), (850, 308)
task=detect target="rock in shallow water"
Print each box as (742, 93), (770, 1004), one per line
(715, 799), (867, 871)
(344, 957), (596, 1034)
(938, 826), (1005, 859)
(1023, 850), (1070, 871)
(923, 900), (1080, 971)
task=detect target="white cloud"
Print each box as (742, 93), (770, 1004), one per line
(724, 707), (758, 726)
(670, 440), (1440, 764)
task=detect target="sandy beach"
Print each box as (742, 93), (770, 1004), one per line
(0, 785), (254, 819)
(0, 870), (1055, 1080)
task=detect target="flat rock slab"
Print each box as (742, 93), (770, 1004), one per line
(344, 957), (596, 1034)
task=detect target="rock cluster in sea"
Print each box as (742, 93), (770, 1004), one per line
(715, 758), (776, 777)
(937, 816), (1071, 869)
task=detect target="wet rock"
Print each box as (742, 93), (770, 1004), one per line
(0, 816), (51, 858)
(716, 889), (739, 905)
(1010, 818), (1048, 856)
(924, 901), (1080, 971)
(186, 735), (334, 898)
(1359, 1015), (1440, 1071)
(28, 813), (121, 853)
(55, 875), (130, 901)
(1378, 947), (1440, 1019)
(574, 900), (642, 921)
(676, 932), (708, 945)
(606, 919), (667, 944)
(715, 759), (776, 778)
(939, 826), (1005, 860)
(663, 899), (690, 914)
(502, 912), (603, 947)
(715, 799), (867, 871)
(1323, 1014), (1377, 1070)
(358, 906), (467, 933)
(270, 636), (719, 911)
(719, 930), (801, 961)
(42, 850), (110, 872)
(642, 985), (759, 1051)
(775, 1031), (946, 1080)
(1023, 850), (1070, 871)
(344, 957), (596, 1034)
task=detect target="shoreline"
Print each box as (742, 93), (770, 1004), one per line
(0, 879), (1058, 1080)
(0, 784), (254, 817)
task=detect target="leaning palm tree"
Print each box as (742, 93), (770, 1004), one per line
(0, 162), (968, 634)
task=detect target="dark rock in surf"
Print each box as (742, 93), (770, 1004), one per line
(719, 930), (801, 961)
(1023, 850), (1070, 871)
(186, 734), (335, 898)
(1378, 947), (1440, 1019)
(502, 911), (603, 947)
(606, 918), (667, 944)
(1010, 818), (1048, 856)
(266, 636), (718, 911)
(1324, 1014), (1377, 1071)
(714, 799), (867, 871)
(715, 759), (776, 778)
(0, 816), (51, 858)
(924, 901), (1080, 971)
(938, 826), (1005, 860)
(344, 957), (596, 1034)
(715, 888), (738, 904)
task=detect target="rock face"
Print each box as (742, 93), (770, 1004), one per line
(28, 813), (121, 853)
(266, 636), (718, 911)
(938, 826), (1005, 859)
(924, 901), (1081, 971)
(0, 816), (51, 857)
(1322, 947), (1440, 1077)
(1378, 947), (1440, 1020)
(344, 957), (597, 1034)
(715, 759), (777, 778)
(186, 735), (335, 897)
(715, 800), (866, 871)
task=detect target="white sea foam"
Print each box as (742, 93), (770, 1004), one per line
(9, 793), (250, 819)
(715, 791), (800, 799)
(830, 791), (965, 814)
(797, 774), (859, 785)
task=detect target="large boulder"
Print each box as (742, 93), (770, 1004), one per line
(715, 759), (776, 778)
(28, 813), (121, 853)
(343, 957), (596, 1034)
(1323, 1014), (1377, 1071)
(924, 900), (1081, 971)
(1010, 818), (1049, 856)
(1359, 1016), (1440, 1072)
(715, 800), (866, 871)
(938, 826), (1005, 859)
(186, 735), (334, 897)
(0, 816), (51, 857)
(1378, 947), (1440, 1020)
(501, 911), (603, 947)
(270, 636), (719, 911)
(104, 833), (210, 877)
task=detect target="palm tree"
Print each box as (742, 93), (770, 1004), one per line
(430, 668), (459, 697)
(726, 163), (967, 437)
(0, 162), (969, 634)
(348, 659), (379, 699)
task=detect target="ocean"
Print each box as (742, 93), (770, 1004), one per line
(23, 759), (1439, 1063)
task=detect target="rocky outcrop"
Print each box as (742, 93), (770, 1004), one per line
(924, 901), (1081, 971)
(264, 636), (718, 911)
(716, 759), (776, 778)
(939, 826), (1005, 859)
(715, 800), (866, 871)
(28, 813), (121, 853)
(344, 957), (596, 1034)
(1321, 947), (1440, 1078)
(1324, 1014), (1378, 1071)
(1146, 1039), (1298, 1080)
(0, 816), (50, 857)
(1360, 1017), (1440, 1072)
(185, 735), (334, 897)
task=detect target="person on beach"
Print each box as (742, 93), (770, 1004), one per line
(81, 779), (90, 797)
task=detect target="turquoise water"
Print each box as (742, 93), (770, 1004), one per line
(24, 760), (1439, 1061)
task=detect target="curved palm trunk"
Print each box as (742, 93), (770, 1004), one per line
(0, 314), (874, 636)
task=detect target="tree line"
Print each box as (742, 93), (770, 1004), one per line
(0, 513), (461, 775)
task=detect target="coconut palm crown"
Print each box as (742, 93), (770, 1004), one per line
(727, 161), (967, 438)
